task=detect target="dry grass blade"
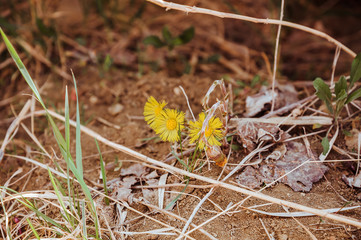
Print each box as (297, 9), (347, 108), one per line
(147, 0), (356, 57)
(230, 116), (333, 126)
(0, 100), (31, 162)
(282, 206), (318, 240)
(259, 218), (275, 240)
(270, 0), (285, 113)
(247, 206), (360, 218)
(319, 126), (339, 162)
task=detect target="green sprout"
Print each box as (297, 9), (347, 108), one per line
(313, 52), (361, 121)
(143, 26), (194, 51)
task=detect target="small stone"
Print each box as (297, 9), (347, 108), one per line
(173, 87), (181, 96)
(107, 103), (124, 116)
(89, 96), (98, 104)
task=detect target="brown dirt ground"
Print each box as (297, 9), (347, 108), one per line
(1, 0), (361, 239)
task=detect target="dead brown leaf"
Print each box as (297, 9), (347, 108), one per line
(245, 85), (298, 117)
(236, 120), (289, 151)
(236, 142), (328, 192)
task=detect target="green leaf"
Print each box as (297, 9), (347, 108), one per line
(335, 76), (347, 99)
(102, 54), (113, 72)
(231, 144), (240, 151)
(350, 52), (361, 88)
(321, 137), (329, 155)
(346, 88), (361, 104)
(95, 139), (109, 205)
(251, 75), (261, 88)
(173, 26), (194, 46)
(143, 36), (165, 48)
(205, 53), (220, 64)
(313, 77), (333, 113)
(335, 90), (347, 117)
(162, 26), (172, 45)
(337, 89), (347, 101)
(343, 130), (352, 137)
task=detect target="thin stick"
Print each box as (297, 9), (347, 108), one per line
(230, 116), (333, 126)
(133, 183), (215, 189)
(262, 96), (315, 119)
(330, 46), (341, 87)
(0, 100), (31, 162)
(179, 86), (195, 121)
(271, 0), (285, 113)
(282, 206), (317, 240)
(147, 0), (356, 58)
(259, 218), (274, 240)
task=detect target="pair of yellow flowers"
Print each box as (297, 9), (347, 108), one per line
(143, 96), (224, 150)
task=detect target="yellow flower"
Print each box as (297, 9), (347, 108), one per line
(189, 112), (223, 149)
(155, 108), (185, 142)
(144, 96), (167, 129)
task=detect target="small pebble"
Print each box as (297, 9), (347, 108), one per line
(89, 96), (98, 104)
(107, 103), (124, 116)
(173, 87), (181, 96)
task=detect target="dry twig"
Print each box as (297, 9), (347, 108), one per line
(147, 0), (356, 57)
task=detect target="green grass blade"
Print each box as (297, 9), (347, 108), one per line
(48, 168), (75, 228)
(65, 87), (71, 159)
(95, 139), (109, 205)
(72, 72), (83, 178)
(81, 201), (88, 239)
(64, 86), (75, 216)
(171, 146), (190, 171)
(26, 218), (40, 240)
(165, 179), (189, 210)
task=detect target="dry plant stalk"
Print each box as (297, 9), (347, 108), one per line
(147, 0), (356, 58)
(230, 116), (333, 126)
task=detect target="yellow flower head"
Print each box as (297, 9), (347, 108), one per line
(144, 96), (167, 129)
(189, 112), (224, 149)
(155, 108), (185, 143)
